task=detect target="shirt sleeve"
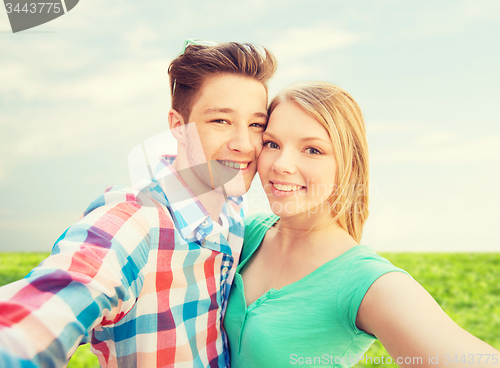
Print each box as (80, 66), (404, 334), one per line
(338, 252), (411, 337)
(0, 186), (155, 368)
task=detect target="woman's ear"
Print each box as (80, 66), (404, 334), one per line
(168, 109), (186, 143)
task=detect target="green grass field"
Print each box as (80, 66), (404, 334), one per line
(1, 252), (499, 367)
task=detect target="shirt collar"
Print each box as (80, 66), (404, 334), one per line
(138, 154), (243, 244)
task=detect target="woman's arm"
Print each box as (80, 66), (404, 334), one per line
(357, 272), (499, 367)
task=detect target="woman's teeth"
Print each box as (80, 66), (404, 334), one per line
(272, 183), (303, 192)
(219, 160), (249, 169)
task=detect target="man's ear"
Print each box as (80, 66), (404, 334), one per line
(168, 109), (186, 143)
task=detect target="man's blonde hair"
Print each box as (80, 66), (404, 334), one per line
(268, 82), (369, 242)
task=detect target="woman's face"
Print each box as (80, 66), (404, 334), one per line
(258, 101), (337, 220)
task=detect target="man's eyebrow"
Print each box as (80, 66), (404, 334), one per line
(203, 108), (235, 114)
(263, 131), (330, 144)
(203, 108), (267, 119)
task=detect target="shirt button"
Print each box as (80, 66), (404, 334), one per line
(221, 266), (229, 274)
(201, 219), (209, 226)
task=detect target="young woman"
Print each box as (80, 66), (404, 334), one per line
(223, 82), (499, 367)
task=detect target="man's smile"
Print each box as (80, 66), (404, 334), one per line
(217, 160), (250, 170)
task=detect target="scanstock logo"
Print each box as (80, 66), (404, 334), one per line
(4, 0), (79, 33)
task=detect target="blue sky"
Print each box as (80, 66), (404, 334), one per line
(0, 0), (499, 251)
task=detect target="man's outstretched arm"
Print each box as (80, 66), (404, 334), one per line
(0, 187), (153, 368)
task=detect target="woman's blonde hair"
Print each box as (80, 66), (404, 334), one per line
(268, 82), (369, 243)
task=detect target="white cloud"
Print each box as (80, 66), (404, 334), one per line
(460, 0), (500, 20)
(268, 63), (329, 95)
(0, 213), (78, 231)
(125, 24), (159, 55)
(0, 55), (172, 161)
(2, 101), (168, 164)
(366, 119), (423, 134)
(367, 120), (499, 164)
(392, 0), (500, 40)
(0, 63), (39, 99)
(363, 195), (500, 252)
(0, 211), (82, 251)
(1, 58), (171, 104)
(372, 135), (500, 164)
(268, 23), (362, 60)
(52, 0), (136, 31)
(415, 132), (457, 145)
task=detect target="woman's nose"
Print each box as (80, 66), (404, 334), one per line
(272, 151), (296, 175)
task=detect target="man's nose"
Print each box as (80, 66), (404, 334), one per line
(228, 125), (255, 154)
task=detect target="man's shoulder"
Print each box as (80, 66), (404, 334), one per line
(82, 184), (172, 222)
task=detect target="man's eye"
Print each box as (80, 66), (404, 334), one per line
(305, 147), (321, 155)
(213, 119), (229, 124)
(263, 141), (279, 149)
(250, 122), (265, 129)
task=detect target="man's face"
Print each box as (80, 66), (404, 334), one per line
(184, 74), (268, 197)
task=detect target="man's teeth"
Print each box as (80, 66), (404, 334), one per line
(272, 183), (303, 192)
(219, 160), (249, 169)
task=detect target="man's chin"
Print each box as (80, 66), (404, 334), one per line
(214, 181), (251, 197)
(214, 187), (246, 198)
(212, 172), (252, 197)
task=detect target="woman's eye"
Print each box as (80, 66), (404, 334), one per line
(305, 147), (321, 155)
(213, 119), (229, 124)
(263, 141), (279, 149)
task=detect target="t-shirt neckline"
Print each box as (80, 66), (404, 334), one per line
(237, 214), (367, 309)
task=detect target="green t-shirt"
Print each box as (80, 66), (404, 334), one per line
(224, 213), (410, 367)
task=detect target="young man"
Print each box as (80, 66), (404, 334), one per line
(0, 42), (276, 368)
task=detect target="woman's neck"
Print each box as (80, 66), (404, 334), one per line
(274, 212), (356, 254)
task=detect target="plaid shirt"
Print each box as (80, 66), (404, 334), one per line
(0, 155), (244, 368)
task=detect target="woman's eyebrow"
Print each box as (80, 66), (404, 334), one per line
(264, 131), (329, 144)
(299, 136), (331, 144)
(262, 131), (278, 138)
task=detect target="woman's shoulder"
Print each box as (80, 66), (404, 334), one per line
(243, 212), (279, 229)
(336, 246), (412, 335)
(332, 246), (412, 302)
(343, 246), (410, 279)
(240, 213), (278, 265)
